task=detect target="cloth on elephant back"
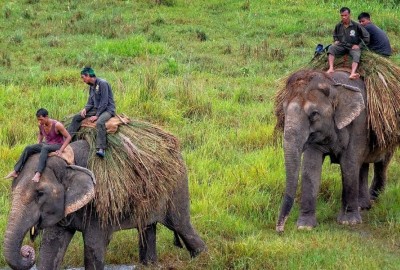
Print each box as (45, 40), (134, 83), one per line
(81, 114), (131, 134)
(48, 144), (74, 165)
(64, 115), (185, 230)
(274, 50), (400, 148)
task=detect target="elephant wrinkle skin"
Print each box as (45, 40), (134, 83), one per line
(276, 69), (396, 233)
(4, 140), (206, 270)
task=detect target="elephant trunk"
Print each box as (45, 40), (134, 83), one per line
(276, 105), (309, 233)
(4, 199), (37, 270)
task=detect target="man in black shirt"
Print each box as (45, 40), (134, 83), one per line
(358, 12), (392, 57)
(327, 7), (370, 79)
(68, 67), (116, 158)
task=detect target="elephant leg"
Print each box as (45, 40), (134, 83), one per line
(173, 231), (184, 248)
(358, 163), (371, 210)
(138, 223), (157, 265)
(38, 226), (75, 270)
(163, 212), (206, 258)
(337, 155), (362, 225)
(82, 225), (113, 270)
(297, 148), (323, 230)
(370, 150), (393, 201)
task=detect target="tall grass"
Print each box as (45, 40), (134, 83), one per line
(0, 0), (399, 269)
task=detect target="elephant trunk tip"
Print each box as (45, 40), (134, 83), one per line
(5, 245), (36, 270)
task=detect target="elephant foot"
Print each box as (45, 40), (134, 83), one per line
(369, 189), (381, 202)
(297, 214), (317, 230)
(337, 210), (362, 225)
(190, 245), (207, 258)
(359, 198), (372, 210)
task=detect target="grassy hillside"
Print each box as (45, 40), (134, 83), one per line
(1, 0), (400, 269)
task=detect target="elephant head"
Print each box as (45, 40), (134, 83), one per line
(4, 155), (95, 270)
(276, 69), (366, 232)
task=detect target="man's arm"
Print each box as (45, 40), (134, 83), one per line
(359, 24), (370, 46)
(84, 89), (94, 112)
(55, 122), (72, 154)
(333, 24), (341, 43)
(95, 80), (110, 117)
(38, 126), (44, 143)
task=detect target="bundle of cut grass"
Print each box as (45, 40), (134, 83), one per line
(275, 50), (400, 148)
(65, 117), (185, 231)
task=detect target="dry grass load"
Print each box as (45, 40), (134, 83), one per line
(65, 117), (185, 231)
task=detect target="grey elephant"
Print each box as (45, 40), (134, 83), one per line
(275, 69), (395, 232)
(4, 140), (206, 270)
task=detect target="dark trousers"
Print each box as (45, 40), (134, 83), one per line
(68, 110), (112, 149)
(14, 143), (62, 174)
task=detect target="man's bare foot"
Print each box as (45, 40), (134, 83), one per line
(4, 171), (18, 179)
(349, 73), (360, 80)
(32, 172), (41, 182)
(326, 68), (335, 74)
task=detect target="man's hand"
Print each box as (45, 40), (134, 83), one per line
(55, 150), (62, 156)
(80, 108), (87, 118)
(334, 41), (340, 45)
(89, 115), (98, 122)
(352, 44), (360, 50)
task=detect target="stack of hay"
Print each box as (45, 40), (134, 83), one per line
(275, 50), (400, 148)
(65, 117), (185, 231)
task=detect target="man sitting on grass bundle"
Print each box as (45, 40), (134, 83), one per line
(326, 7), (370, 79)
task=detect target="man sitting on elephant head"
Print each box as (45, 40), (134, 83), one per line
(326, 7), (370, 79)
(5, 108), (72, 182)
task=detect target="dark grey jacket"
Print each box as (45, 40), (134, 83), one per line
(84, 78), (116, 116)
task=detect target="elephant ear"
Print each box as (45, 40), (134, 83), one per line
(333, 84), (365, 129)
(64, 165), (96, 216)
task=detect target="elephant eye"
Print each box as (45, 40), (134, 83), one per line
(309, 111), (320, 122)
(36, 190), (44, 198)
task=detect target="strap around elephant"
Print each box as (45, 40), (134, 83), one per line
(332, 79), (362, 92)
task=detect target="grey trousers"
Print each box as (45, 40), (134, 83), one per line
(14, 143), (62, 174)
(68, 110), (112, 149)
(328, 44), (361, 63)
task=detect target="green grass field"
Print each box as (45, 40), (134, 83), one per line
(1, 0), (400, 269)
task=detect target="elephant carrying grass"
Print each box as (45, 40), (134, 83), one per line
(4, 122), (206, 270)
(275, 69), (397, 232)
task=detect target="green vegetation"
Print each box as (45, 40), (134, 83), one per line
(1, 0), (399, 269)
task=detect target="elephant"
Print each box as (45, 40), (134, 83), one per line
(4, 139), (206, 270)
(275, 69), (396, 232)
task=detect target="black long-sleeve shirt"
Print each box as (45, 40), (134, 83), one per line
(84, 78), (116, 116)
(364, 23), (392, 56)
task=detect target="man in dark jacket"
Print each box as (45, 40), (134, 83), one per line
(68, 67), (116, 158)
(358, 12), (392, 57)
(326, 7), (370, 79)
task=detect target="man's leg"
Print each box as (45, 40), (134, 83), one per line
(95, 112), (112, 157)
(67, 113), (85, 140)
(349, 48), (361, 79)
(326, 44), (346, 74)
(327, 54), (335, 73)
(32, 144), (62, 182)
(5, 144), (43, 179)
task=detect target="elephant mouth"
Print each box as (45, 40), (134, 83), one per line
(29, 218), (42, 242)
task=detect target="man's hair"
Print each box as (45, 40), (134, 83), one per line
(358, 12), (370, 20)
(340, 7), (351, 14)
(36, 108), (49, 117)
(81, 66), (96, 77)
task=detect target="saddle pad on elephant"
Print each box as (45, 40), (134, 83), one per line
(81, 114), (131, 134)
(48, 144), (74, 165)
